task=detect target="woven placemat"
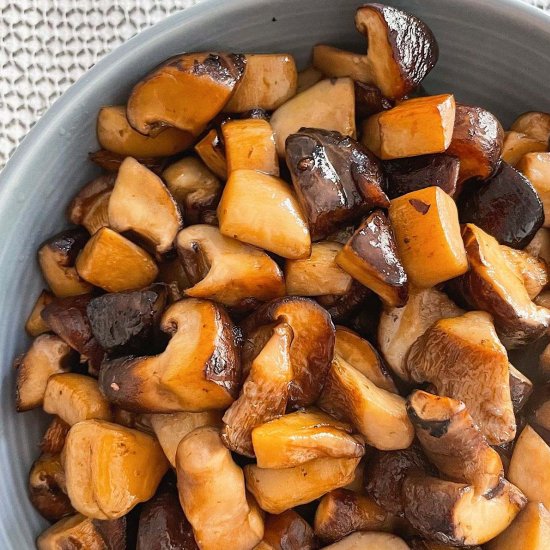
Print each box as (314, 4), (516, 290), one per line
(0, 0), (547, 168)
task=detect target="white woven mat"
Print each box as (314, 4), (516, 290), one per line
(0, 0), (547, 168)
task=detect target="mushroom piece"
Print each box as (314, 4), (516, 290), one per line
(336, 210), (408, 307)
(89, 148), (167, 174)
(97, 105), (194, 157)
(99, 298), (240, 412)
(194, 128), (227, 179)
(108, 157), (182, 254)
(75, 227), (158, 292)
(127, 52), (246, 136)
(511, 111), (550, 142)
(501, 131), (547, 166)
(312, 4), (438, 99)
(457, 161), (544, 249)
(38, 229), (93, 297)
(318, 356), (414, 450)
(36, 514), (108, 550)
(316, 280), (372, 324)
(501, 244), (548, 299)
(244, 456), (360, 514)
(314, 489), (396, 544)
(407, 390), (504, 496)
(241, 296), (335, 409)
(15, 334), (75, 411)
(176, 427), (264, 550)
(285, 127), (388, 240)
(156, 257), (192, 300)
(40, 417), (71, 455)
(270, 78), (356, 156)
(509, 364), (534, 412)
(389, 186), (468, 288)
(526, 227), (550, 264)
(322, 531), (410, 550)
(378, 287), (463, 381)
(406, 311), (516, 445)
(285, 242), (353, 297)
(222, 324), (293, 456)
(92, 517), (129, 550)
(251, 408), (365, 469)
(257, 510), (316, 550)
(25, 290), (54, 336)
(296, 66), (323, 94)
(362, 95), (456, 160)
(517, 152), (550, 228)
(176, 224), (285, 307)
(63, 419), (169, 519)
(354, 81), (393, 118)
(43, 373), (112, 426)
(218, 169), (311, 259)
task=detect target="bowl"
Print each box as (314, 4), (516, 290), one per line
(1, 0), (550, 545)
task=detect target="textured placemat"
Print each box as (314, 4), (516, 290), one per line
(0, 0), (547, 168)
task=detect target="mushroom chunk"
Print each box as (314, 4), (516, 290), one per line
(355, 81), (393, 118)
(25, 290), (54, 337)
(38, 229), (93, 298)
(336, 210), (408, 307)
(511, 111), (550, 142)
(323, 531), (410, 550)
(108, 157), (181, 254)
(176, 427), (264, 550)
(501, 131), (547, 166)
(313, 4), (438, 99)
(127, 52), (246, 136)
(176, 225), (285, 307)
(241, 296), (335, 409)
(318, 355), (414, 450)
(63, 419), (169, 519)
(15, 334), (75, 411)
(99, 299), (240, 412)
(457, 161), (544, 249)
(285, 127), (388, 240)
(296, 66), (323, 94)
(406, 311), (516, 445)
(501, 244), (548, 299)
(517, 152), (550, 229)
(509, 364), (534, 412)
(222, 324), (293, 456)
(194, 128), (227, 179)
(251, 409), (365, 468)
(40, 417), (71, 455)
(36, 514), (108, 550)
(258, 510), (316, 550)
(407, 390), (504, 496)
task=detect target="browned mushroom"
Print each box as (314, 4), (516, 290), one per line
(509, 364), (534, 412)
(517, 152), (550, 229)
(89, 148), (167, 174)
(501, 131), (547, 166)
(36, 514), (108, 550)
(257, 510), (316, 550)
(355, 81), (393, 118)
(156, 257), (191, 300)
(501, 244), (548, 299)
(511, 111), (550, 142)
(40, 417), (71, 455)
(194, 128), (227, 179)
(322, 531), (410, 549)
(316, 280), (372, 324)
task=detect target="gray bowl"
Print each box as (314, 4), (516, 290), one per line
(1, 0), (549, 546)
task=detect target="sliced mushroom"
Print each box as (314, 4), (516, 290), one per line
(258, 510), (316, 550)
(99, 298), (240, 412)
(407, 311), (516, 444)
(362, 95), (456, 160)
(355, 81), (393, 118)
(322, 531), (410, 550)
(63, 419), (168, 519)
(127, 52), (246, 136)
(241, 296), (335, 409)
(509, 364), (534, 412)
(501, 244), (548, 299)
(15, 334), (75, 411)
(36, 514), (107, 550)
(40, 417), (71, 455)
(297, 66), (323, 94)
(511, 111), (550, 142)
(25, 290), (54, 337)
(517, 152), (550, 229)
(285, 127), (388, 240)
(378, 286), (463, 381)
(318, 355), (414, 450)
(313, 4), (438, 99)
(336, 210), (408, 307)
(177, 224), (285, 307)
(501, 131), (547, 166)
(270, 78), (355, 156)
(176, 427), (264, 550)
(38, 229), (93, 297)
(194, 128), (227, 179)
(75, 227), (158, 292)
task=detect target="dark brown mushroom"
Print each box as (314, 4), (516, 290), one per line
(258, 510), (316, 550)
(316, 280), (372, 324)
(354, 81), (393, 118)
(40, 417), (71, 455)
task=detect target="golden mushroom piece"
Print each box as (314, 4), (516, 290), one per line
(256, 510), (316, 550)
(24, 290), (54, 337)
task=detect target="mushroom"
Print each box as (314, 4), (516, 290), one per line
(194, 128), (227, 179)
(108, 157), (182, 254)
(314, 488), (396, 544)
(509, 364), (534, 412)
(378, 286), (463, 381)
(89, 148), (166, 174)
(355, 81), (393, 118)
(241, 296), (335, 409)
(318, 355), (414, 450)
(224, 53), (297, 112)
(336, 210), (408, 307)
(63, 419), (169, 519)
(38, 229), (93, 297)
(36, 514), (108, 550)
(316, 280), (372, 324)
(127, 52), (246, 136)
(526, 227), (550, 264)
(43, 373), (112, 426)
(176, 224), (285, 307)
(176, 427), (264, 550)
(92, 517), (129, 550)
(162, 157), (222, 225)
(384, 154), (459, 199)
(218, 169), (311, 259)
(500, 244), (548, 299)
(296, 66), (323, 94)
(257, 510), (316, 550)
(285, 242), (353, 297)
(270, 78), (356, 156)
(222, 324), (293, 456)
(244, 456), (360, 514)
(99, 298), (240, 412)
(156, 257), (192, 300)
(251, 408), (365, 468)
(388, 186), (467, 288)
(457, 161), (544, 249)
(97, 105), (194, 157)
(517, 152), (550, 228)
(40, 417), (71, 455)
(75, 227), (158, 292)
(312, 4), (438, 99)
(25, 290), (54, 336)
(285, 127), (388, 240)
(322, 531), (410, 550)
(511, 111), (550, 142)
(501, 131), (547, 166)
(362, 95), (456, 160)
(15, 334), (75, 411)
(406, 311), (516, 445)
